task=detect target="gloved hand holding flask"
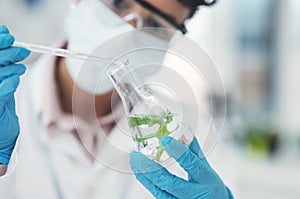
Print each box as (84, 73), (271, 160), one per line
(130, 137), (234, 199)
(107, 46), (233, 199)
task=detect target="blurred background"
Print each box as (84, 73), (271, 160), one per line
(187, 0), (300, 198)
(1, 0), (300, 198)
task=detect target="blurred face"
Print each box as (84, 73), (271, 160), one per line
(101, 0), (192, 33)
(64, 0), (193, 96)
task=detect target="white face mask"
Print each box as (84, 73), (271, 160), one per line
(64, 0), (169, 95)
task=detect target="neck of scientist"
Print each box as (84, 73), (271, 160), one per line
(56, 56), (114, 122)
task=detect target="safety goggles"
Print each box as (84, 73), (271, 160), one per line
(100, 0), (188, 34)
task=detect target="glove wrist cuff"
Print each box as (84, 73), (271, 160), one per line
(0, 138), (17, 165)
(0, 155), (10, 165)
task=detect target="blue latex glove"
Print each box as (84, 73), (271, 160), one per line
(0, 25), (30, 165)
(130, 136), (234, 199)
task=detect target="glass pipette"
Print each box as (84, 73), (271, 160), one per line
(14, 41), (115, 64)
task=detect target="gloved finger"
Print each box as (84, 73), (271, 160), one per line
(0, 64), (26, 80)
(162, 136), (209, 182)
(0, 26), (9, 34)
(0, 75), (21, 107)
(130, 152), (189, 197)
(188, 137), (208, 161)
(130, 152), (164, 173)
(135, 173), (175, 199)
(188, 137), (201, 156)
(0, 105), (19, 139)
(0, 47), (30, 66)
(0, 95), (17, 132)
(5, 94), (16, 117)
(0, 34), (14, 49)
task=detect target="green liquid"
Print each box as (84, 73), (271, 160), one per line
(128, 111), (174, 161)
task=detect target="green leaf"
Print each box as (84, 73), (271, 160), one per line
(128, 111), (174, 161)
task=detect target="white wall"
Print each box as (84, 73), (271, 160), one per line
(0, 0), (70, 63)
(275, 0), (300, 134)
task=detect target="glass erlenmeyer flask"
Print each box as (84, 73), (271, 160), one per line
(108, 64), (194, 162)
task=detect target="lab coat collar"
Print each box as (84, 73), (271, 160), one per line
(92, 115), (135, 173)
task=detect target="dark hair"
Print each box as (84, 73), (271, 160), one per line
(178, 0), (217, 18)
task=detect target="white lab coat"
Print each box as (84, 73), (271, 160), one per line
(0, 55), (153, 199)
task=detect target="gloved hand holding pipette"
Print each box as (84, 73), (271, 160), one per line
(0, 25), (30, 165)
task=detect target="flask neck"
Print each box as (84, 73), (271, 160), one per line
(108, 65), (151, 114)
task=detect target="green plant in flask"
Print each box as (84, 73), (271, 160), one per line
(108, 64), (193, 162)
(128, 111), (178, 161)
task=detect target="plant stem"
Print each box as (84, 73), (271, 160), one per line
(128, 112), (173, 161)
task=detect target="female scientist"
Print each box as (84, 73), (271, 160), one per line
(0, 0), (233, 198)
